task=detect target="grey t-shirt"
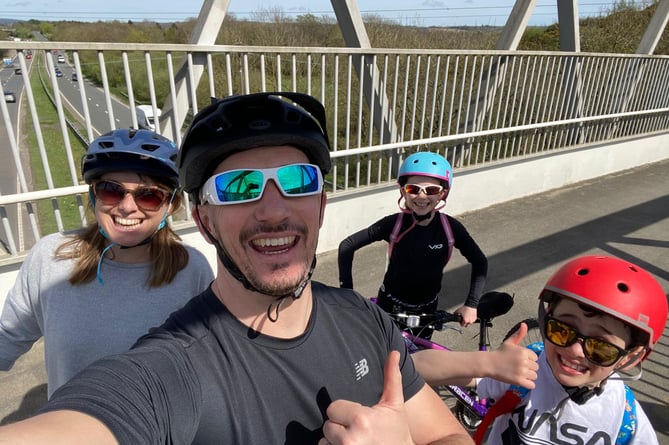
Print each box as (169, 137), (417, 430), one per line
(0, 232), (214, 396)
(42, 283), (424, 445)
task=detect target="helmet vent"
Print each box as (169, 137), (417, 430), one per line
(248, 119), (271, 131)
(140, 143), (160, 153)
(82, 128), (179, 187)
(285, 109), (302, 124)
(210, 115), (229, 132)
(576, 268), (589, 276)
(617, 282), (630, 293)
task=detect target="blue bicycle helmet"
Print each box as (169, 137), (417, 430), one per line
(82, 128), (179, 188)
(398, 152), (452, 188)
(178, 92), (332, 193)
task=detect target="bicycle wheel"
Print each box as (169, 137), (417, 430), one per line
(502, 318), (541, 347)
(455, 399), (483, 432)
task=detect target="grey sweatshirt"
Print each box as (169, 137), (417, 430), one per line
(0, 232), (214, 397)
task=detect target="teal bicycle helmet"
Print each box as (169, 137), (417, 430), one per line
(398, 152), (452, 188)
(178, 92), (332, 194)
(82, 128), (179, 188)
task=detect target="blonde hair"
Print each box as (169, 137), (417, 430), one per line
(55, 181), (189, 287)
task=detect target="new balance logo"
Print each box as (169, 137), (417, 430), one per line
(354, 358), (369, 380)
(429, 244), (443, 250)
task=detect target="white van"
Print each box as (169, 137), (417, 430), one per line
(135, 105), (162, 131)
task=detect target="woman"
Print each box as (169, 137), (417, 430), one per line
(0, 128), (214, 397)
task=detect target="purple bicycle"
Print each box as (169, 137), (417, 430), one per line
(379, 291), (541, 431)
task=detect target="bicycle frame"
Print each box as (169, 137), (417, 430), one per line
(380, 291), (515, 430)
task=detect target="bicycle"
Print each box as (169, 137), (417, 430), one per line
(377, 291), (541, 431)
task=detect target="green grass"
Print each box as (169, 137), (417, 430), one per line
(25, 54), (90, 236)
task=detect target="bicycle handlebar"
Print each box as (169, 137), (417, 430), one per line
(389, 310), (461, 331)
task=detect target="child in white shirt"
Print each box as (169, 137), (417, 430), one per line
(475, 255), (666, 445)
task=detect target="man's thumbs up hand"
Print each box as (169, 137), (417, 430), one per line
(320, 351), (412, 445)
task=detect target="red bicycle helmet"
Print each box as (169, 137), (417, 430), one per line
(540, 255), (667, 360)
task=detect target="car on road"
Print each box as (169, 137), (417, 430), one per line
(57, 54), (65, 64)
(55, 68), (63, 77)
(14, 67), (22, 75)
(4, 91), (16, 103)
(26, 52), (32, 59)
(136, 105), (162, 131)
(71, 72), (78, 81)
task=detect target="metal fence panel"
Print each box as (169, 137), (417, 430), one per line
(2, 41), (669, 262)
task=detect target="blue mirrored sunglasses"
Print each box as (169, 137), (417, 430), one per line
(201, 163), (324, 205)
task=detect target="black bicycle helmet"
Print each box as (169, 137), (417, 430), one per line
(82, 128), (179, 188)
(178, 92), (332, 194)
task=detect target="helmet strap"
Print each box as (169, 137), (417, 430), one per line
(397, 192), (446, 213)
(193, 205), (316, 323)
(194, 205), (255, 291)
(266, 257), (316, 322)
(88, 187), (96, 207)
(537, 299), (599, 403)
(412, 212), (431, 222)
(121, 188), (177, 248)
(92, 187), (176, 250)
(397, 195), (408, 211)
(96, 242), (116, 285)
(392, 196), (442, 244)
(93, 189), (176, 285)
(563, 382), (604, 405)
(539, 298), (642, 403)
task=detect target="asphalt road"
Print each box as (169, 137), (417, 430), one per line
(314, 157), (669, 443)
(1, 158), (668, 443)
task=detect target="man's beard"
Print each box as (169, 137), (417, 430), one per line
(242, 258), (312, 298)
(237, 222), (313, 297)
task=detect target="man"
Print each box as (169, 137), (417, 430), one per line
(0, 92), (472, 444)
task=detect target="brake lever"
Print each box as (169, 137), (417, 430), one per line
(431, 321), (463, 334)
(441, 324), (463, 335)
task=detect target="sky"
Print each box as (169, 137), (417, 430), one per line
(3, 1), (637, 28)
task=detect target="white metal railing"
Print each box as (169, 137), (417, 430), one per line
(2, 40), (669, 262)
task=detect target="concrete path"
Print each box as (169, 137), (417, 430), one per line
(2, 158), (668, 443)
